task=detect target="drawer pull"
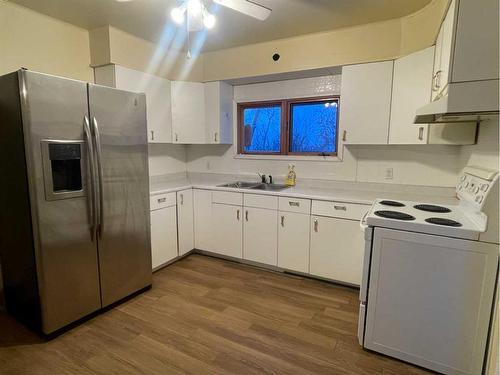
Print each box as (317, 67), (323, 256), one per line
(281, 215), (285, 227)
(334, 205), (347, 211)
(236, 209), (240, 220)
(314, 218), (318, 232)
(288, 201), (300, 207)
(157, 197), (166, 203)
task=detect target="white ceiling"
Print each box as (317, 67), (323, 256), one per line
(11, 0), (433, 52)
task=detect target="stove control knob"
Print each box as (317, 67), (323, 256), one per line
(464, 182), (470, 188)
(481, 184), (489, 192)
(475, 195), (484, 204)
(460, 175), (467, 182)
(473, 186), (480, 194)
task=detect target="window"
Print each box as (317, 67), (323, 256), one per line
(238, 97), (338, 156)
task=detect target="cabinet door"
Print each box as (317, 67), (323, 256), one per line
(243, 207), (278, 265)
(171, 81), (206, 144)
(436, 0), (457, 97)
(277, 212), (310, 273)
(212, 203), (243, 258)
(389, 47), (434, 144)
(205, 81), (234, 144)
(113, 65), (172, 143)
(194, 189), (213, 251)
(150, 206), (178, 269)
(339, 61), (394, 145)
(177, 189), (194, 256)
(310, 216), (365, 285)
(431, 28), (444, 101)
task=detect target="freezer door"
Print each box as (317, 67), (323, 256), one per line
(364, 228), (498, 375)
(88, 84), (152, 307)
(19, 70), (101, 334)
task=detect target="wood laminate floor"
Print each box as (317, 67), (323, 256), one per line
(0, 254), (432, 375)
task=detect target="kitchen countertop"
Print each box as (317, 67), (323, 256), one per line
(150, 173), (459, 206)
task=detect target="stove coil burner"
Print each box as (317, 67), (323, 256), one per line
(379, 200), (405, 207)
(425, 217), (462, 227)
(414, 204), (451, 213)
(374, 210), (416, 221)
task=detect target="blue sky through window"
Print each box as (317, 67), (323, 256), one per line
(243, 106), (281, 153)
(290, 101), (337, 154)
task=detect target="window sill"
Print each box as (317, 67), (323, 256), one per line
(234, 154), (341, 162)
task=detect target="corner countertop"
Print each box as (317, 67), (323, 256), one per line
(150, 173), (459, 206)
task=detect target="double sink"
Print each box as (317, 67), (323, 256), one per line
(218, 181), (290, 191)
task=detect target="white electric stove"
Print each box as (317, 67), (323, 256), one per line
(358, 166), (499, 375)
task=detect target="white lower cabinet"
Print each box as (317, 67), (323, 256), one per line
(194, 189), (213, 251)
(309, 216), (365, 285)
(150, 205), (178, 269)
(243, 207), (278, 266)
(177, 189), (194, 256)
(212, 203), (243, 258)
(277, 211), (310, 273)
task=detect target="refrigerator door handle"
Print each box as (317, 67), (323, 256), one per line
(91, 116), (104, 238)
(83, 116), (97, 241)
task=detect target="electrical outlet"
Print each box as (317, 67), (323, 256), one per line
(385, 168), (393, 180)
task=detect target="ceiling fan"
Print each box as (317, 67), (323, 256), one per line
(170, 0), (271, 31)
(117, 0), (271, 30)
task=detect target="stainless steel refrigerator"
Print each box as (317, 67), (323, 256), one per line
(0, 69), (152, 335)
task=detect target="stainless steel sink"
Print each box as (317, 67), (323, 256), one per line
(217, 181), (290, 191)
(218, 181), (262, 189)
(250, 183), (290, 191)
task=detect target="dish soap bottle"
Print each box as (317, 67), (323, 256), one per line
(285, 164), (296, 186)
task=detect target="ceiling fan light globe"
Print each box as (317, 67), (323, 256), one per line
(187, 0), (202, 16)
(204, 13), (216, 29)
(171, 7), (185, 24)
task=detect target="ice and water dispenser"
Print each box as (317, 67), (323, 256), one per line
(41, 140), (85, 201)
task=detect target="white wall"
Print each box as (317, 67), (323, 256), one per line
(148, 144), (187, 176)
(459, 118), (499, 172)
(186, 75), (469, 187)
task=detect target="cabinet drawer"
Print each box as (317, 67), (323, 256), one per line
(150, 192), (176, 210)
(312, 200), (370, 220)
(212, 190), (243, 206)
(244, 194), (278, 210)
(279, 197), (311, 214)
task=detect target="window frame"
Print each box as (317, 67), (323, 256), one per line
(237, 96), (339, 157)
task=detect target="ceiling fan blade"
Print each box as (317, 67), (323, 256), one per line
(213, 0), (271, 21)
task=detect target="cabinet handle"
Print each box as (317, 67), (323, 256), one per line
(150, 130), (154, 141)
(434, 70), (442, 91)
(314, 218), (318, 232)
(431, 73), (438, 92)
(342, 130), (347, 142)
(180, 194), (184, 205)
(418, 127), (424, 141)
(245, 210), (249, 221)
(288, 201), (300, 207)
(281, 215), (285, 227)
(214, 132), (218, 142)
(157, 197), (166, 203)
(334, 205), (347, 211)
(236, 209), (240, 220)
(175, 133), (178, 142)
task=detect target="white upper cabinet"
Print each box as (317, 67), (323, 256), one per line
(432, 0), (499, 99)
(390, 46), (477, 145)
(94, 65), (172, 143)
(339, 61), (394, 145)
(171, 81), (206, 144)
(432, 0), (457, 99)
(389, 47), (434, 145)
(205, 81), (234, 144)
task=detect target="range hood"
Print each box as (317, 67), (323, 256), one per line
(414, 79), (499, 124)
